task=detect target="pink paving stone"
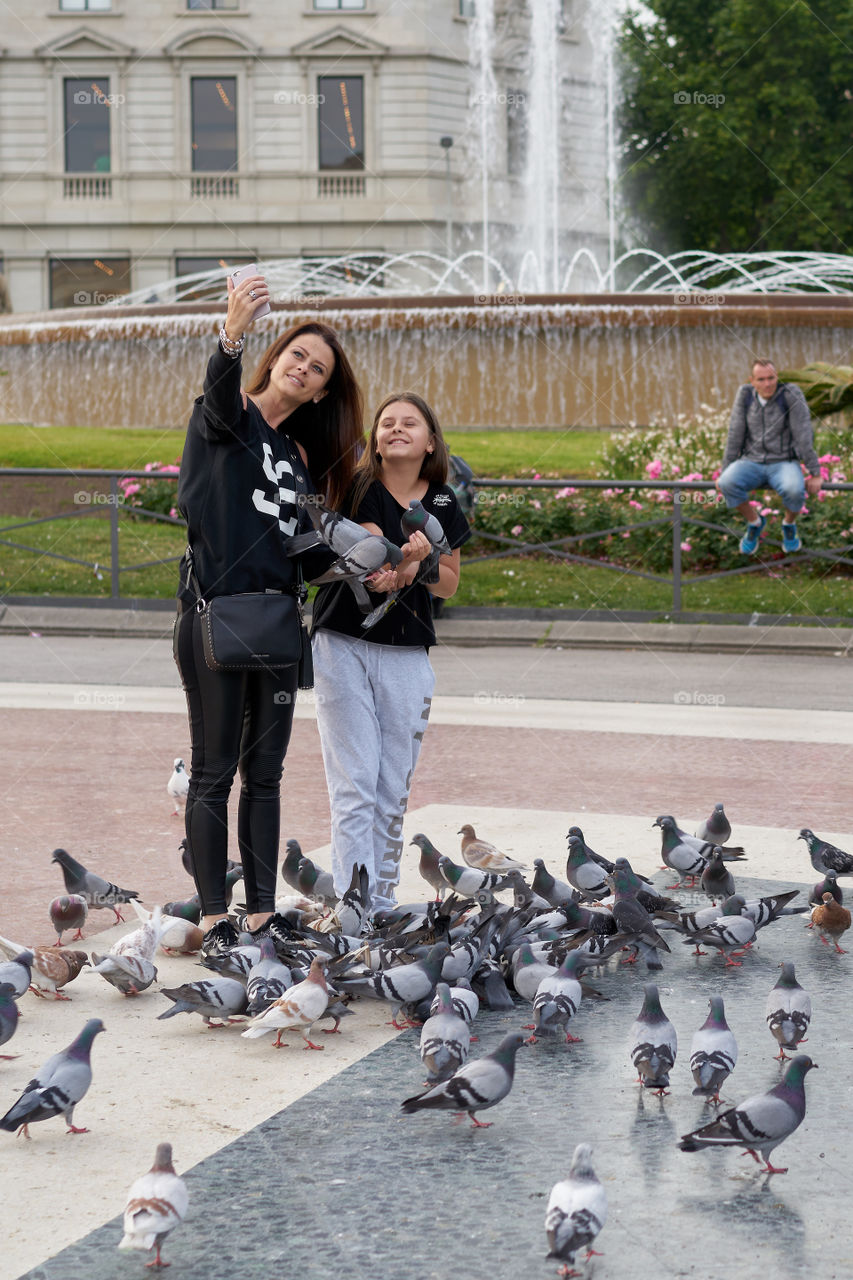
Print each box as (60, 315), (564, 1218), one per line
(3, 707), (850, 941)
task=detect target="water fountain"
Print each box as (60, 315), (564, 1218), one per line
(1, 0), (852, 432)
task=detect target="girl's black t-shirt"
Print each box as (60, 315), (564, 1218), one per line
(310, 480), (470, 649)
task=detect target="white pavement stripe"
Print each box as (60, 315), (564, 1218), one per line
(2, 682), (853, 744)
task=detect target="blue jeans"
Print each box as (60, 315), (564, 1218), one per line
(717, 458), (805, 514)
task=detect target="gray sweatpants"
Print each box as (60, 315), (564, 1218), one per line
(312, 628), (435, 910)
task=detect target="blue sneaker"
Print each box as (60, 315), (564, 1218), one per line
(739, 514), (766, 555)
(781, 522), (802, 553)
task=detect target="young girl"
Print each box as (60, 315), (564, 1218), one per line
(311, 392), (470, 913)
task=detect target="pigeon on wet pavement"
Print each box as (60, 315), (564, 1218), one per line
(545, 1143), (608, 1277)
(419, 982), (470, 1083)
(528, 951), (585, 1044)
(119, 1142), (188, 1269)
(51, 848), (140, 924)
(799, 828), (853, 878)
(808, 873), (842, 912)
(531, 860), (576, 907)
(565, 835), (610, 900)
(401, 1031), (526, 1127)
(654, 816), (707, 887)
(690, 995), (738, 1103)
(679, 1055), (817, 1174)
(766, 962), (811, 1060)
(684, 896), (756, 965)
(0, 1018), (105, 1138)
(700, 848), (736, 903)
(810, 893), (851, 953)
(628, 984), (677, 1094)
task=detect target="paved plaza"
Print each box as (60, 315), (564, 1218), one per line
(1, 617), (851, 1280)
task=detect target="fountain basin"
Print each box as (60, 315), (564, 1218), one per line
(2, 294), (852, 430)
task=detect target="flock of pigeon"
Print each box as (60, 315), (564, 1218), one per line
(1, 806), (850, 1275)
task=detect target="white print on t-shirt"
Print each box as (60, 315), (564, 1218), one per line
(431, 493), (451, 506)
(252, 443), (298, 535)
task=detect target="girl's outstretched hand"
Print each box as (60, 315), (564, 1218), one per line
(365, 567), (398, 593)
(400, 530), (431, 563)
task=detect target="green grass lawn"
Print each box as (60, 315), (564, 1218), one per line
(0, 423), (605, 478)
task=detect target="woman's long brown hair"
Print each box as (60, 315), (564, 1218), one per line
(245, 321), (364, 510)
(349, 391), (450, 515)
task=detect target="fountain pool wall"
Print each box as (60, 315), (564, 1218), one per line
(1, 295), (853, 430)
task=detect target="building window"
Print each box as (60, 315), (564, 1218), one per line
(186, 0), (238, 9)
(191, 78), (238, 172)
(174, 255), (255, 300)
(506, 90), (526, 177)
(64, 79), (112, 173)
(458, 0), (475, 16)
(50, 257), (130, 309)
(318, 77), (364, 171)
(313, 1), (366, 9)
(59, 0), (112, 10)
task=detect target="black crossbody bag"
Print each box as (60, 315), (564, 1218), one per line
(186, 545), (313, 687)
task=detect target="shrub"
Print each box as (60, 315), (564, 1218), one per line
(119, 461), (181, 520)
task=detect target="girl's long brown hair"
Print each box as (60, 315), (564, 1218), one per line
(246, 321), (364, 510)
(349, 392), (450, 515)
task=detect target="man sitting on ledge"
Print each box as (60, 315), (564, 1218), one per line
(716, 357), (822, 554)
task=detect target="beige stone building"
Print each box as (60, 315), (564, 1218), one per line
(0, 0), (608, 310)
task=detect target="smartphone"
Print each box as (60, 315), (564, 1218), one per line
(230, 263), (271, 319)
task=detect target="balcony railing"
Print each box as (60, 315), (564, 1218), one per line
(317, 173), (366, 198)
(63, 176), (113, 199)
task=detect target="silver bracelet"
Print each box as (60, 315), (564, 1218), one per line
(219, 325), (244, 357)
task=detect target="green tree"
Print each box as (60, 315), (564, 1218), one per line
(619, 0), (853, 254)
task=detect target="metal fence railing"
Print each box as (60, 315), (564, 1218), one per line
(1, 468), (852, 613)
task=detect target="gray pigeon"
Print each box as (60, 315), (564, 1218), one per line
(337, 863), (371, 937)
(700, 848), (736, 903)
(654, 815), (707, 887)
(437, 856), (511, 903)
(0, 949), (34, 1000)
(52, 848), (139, 923)
(431, 977), (479, 1027)
(545, 1143), (608, 1272)
(0, 1018), (105, 1137)
(200, 944), (261, 981)
(529, 951), (585, 1044)
(565, 834), (609, 899)
(531, 859), (575, 908)
(798, 827), (853, 878)
(765, 962), (811, 1060)
(48, 895), (88, 944)
(628, 984), (677, 1094)
(689, 995), (738, 1103)
(0, 983), (21, 1059)
(286, 496), (403, 614)
(695, 802), (733, 845)
(401, 498), (452, 555)
(684, 896), (755, 965)
(245, 938), (293, 1016)
(333, 943), (449, 1027)
(91, 951), (158, 996)
(411, 833), (448, 901)
(157, 978), (248, 1026)
(419, 982), (470, 1083)
(401, 1032), (526, 1127)
(679, 1055), (817, 1174)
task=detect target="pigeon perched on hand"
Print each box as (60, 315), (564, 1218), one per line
(689, 995), (738, 1104)
(679, 1055), (817, 1175)
(167, 758), (190, 816)
(810, 893), (851, 953)
(401, 1032), (526, 1127)
(765, 962), (811, 1060)
(119, 1142), (188, 1269)
(628, 984), (677, 1094)
(52, 848), (139, 923)
(401, 498), (452, 556)
(240, 958), (329, 1049)
(458, 824), (526, 873)
(48, 895), (88, 944)
(0, 1018), (105, 1138)
(285, 496), (403, 614)
(798, 827), (853, 878)
(545, 1143), (608, 1276)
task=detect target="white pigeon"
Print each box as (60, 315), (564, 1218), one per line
(129, 901), (201, 955)
(240, 958), (329, 1049)
(119, 1142), (189, 1268)
(91, 906), (162, 996)
(167, 758), (190, 816)
(545, 1143), (608, 1275)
